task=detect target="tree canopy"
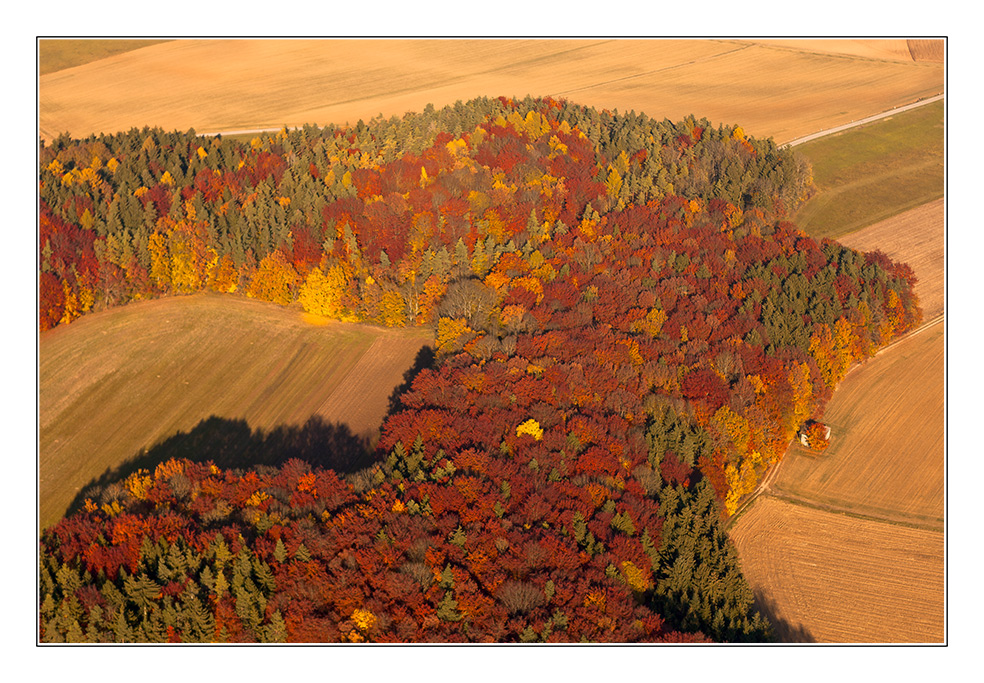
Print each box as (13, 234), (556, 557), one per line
(39, 96), (920, 643)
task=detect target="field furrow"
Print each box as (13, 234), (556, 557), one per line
(317, 331), (432, 444)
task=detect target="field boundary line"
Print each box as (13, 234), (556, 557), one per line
(549, 43), (752, 99)
(756, 489), (943, 533)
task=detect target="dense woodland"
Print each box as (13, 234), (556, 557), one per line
(38, 96), (921, 642)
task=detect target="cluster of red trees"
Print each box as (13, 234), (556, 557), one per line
(401, 197), (919, 513)
(41, 455), (724, 642)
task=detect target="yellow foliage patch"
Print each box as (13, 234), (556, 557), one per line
(154, 458), (184, 481)
(436, 317), (473, 354)
(621, 561), (652, 593)
(125, 469), (153, 500)
(101, 500), (124, 517)
(245, 490), (269, 507)
(516, 418), (544, 441)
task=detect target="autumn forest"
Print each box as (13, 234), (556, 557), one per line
(38, 96), (922, 642)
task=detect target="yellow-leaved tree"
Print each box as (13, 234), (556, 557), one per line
(516, 419), (544, 441)
(298, 264), (356, 321)
(247, 250), (298, 305)
(378, 290), (407, 327)
(436, 317), (475, 355)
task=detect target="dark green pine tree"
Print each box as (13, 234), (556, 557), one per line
(649, 480), (774, 642)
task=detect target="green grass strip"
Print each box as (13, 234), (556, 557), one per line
(792, 99), (943, 240)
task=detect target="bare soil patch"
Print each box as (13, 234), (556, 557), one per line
(39, 39), (943, 145)
(39, 293), (432, 529)
(907, 40), (945, 63)
(838, 198), (945, 319)
(729, 497), (944, 643)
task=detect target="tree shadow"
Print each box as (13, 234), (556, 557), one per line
(385, 344), (435, 417)
(753, 589), (816, 643)
(65, 414), (375, 517)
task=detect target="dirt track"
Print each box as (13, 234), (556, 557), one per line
(786, 94), (944, 147)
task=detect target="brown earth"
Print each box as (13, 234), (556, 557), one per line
(907, 40), (945, 63)
(729, 497), (944, 643)
(838, 198), (945, 320)
(39, 293), (432, 529)
(39, 38), (943, 145)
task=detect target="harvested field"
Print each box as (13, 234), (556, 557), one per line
(907, 40), (945, 63)
(39, 293), (432, 529)
(729, 497), (944, 643)
(748, 39), (943, 63)
(774, 323), (944, 528)
(838, 198), (945, 320)
(39, 38), (943, 145)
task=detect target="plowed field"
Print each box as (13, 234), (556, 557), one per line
(39, 38), (943, 145)
(729, 497), (944, 643)
(39, 294), (432, 529)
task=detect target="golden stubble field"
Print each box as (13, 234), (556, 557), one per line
(39, 294), (432, 530)
(729, 497), (944, 643)
(39, 38), (943, 145)
(729, 199), (946, 642)
(775, 323), (944, 527)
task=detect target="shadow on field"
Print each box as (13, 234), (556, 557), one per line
(754, 590), (816, 643)
(66, 415), (375, 517)
(386, 344), (436, 417)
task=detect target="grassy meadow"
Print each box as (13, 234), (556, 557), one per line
(792, 99), (944, 239)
